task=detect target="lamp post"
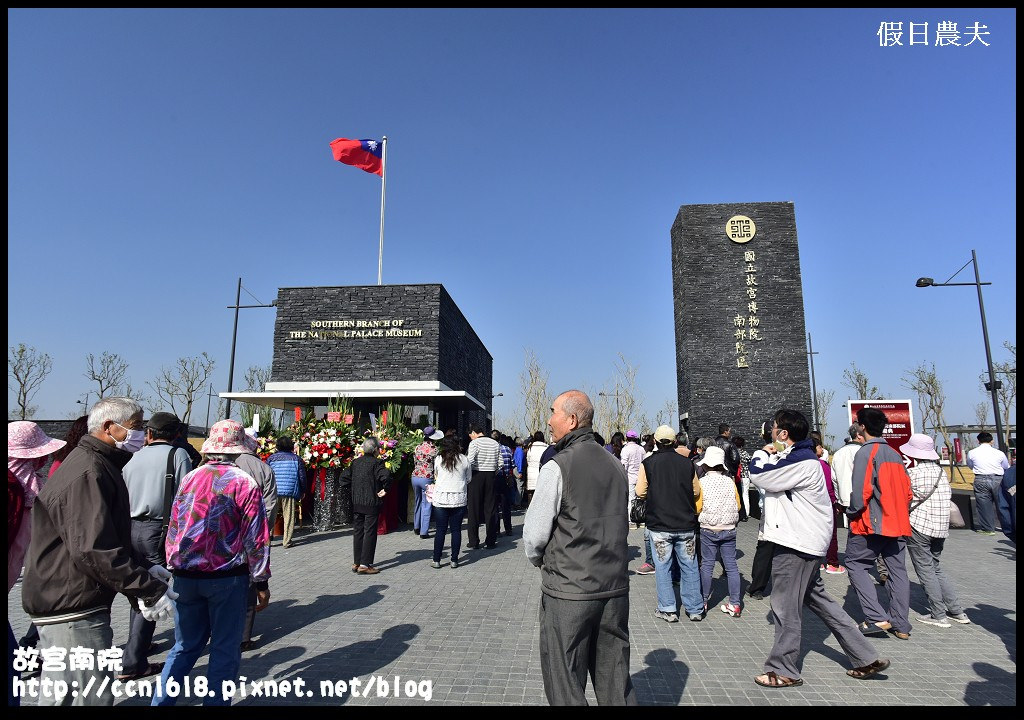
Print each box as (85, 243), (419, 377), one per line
(599, 391), (623, 432)
(205, 384), (216, 433)
(76, 391), (91, 415)
(915, 249), (1006, 452)
(224, 277), (277, 420)
(489, 392), (503, 428)
(807, 332), (820, 430)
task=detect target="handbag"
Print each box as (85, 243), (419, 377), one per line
(629, 496), (647, 525)
(948, 500), (966, 529)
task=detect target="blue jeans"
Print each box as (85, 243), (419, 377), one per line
(699, 528), (741, 605)
(643, 527), (679, 580)
(649, 529), (702, 615)
(973, 474), (1002, 532)
(433, 505), (466, 563)
(411, 476), (433, 534)
(153, 574), (249, 706)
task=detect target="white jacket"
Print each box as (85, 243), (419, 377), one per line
(750, 440), (833, 557)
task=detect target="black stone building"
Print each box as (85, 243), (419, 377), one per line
(223, 283), (492, 436)
(671, 202), (813, 444)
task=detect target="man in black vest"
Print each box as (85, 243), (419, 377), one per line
(523, 390), (635, 705)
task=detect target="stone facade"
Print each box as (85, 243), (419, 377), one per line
(671, 202), (813, 445)
(271, 284), (491, 433)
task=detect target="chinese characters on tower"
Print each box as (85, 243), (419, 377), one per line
(734, 250), (764, 369)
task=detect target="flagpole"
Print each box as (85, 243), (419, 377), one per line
(377, 135), (388, 286)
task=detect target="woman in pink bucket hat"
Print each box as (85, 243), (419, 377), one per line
(8, 422), (66, 592)
(899, 433), (971, 628)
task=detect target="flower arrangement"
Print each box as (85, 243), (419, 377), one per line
(298, 425), (357, 470)
(254, 435), (277, 462)
(275, 401), (428, 475)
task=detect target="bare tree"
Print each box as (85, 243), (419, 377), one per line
(237, 364), (274, 428)
(84, 351), (129, 399)
(979, 341), (1016, 450)
(974, 402), (989, 430)
(148, 353), (216, 426)
(902, 362), (953, 452)
(655, 398), (678, 428)
(609, 353), (643, 435)
(8, 343), (53, 420)
(519, 348), (551, 437)
(842, 362), (882, 400)
(816, 388), (837, 448)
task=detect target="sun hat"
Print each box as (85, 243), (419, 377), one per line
(696, 445), (727, 468)
(8, 421), (67, 459)
(146, 412), (181, 433)
(625, 429), (640, 439)
(423, 426), (444, 441)
(899, 433), (939, 461)
(201, 420), (252, 455)
(654, 425), (676, 443)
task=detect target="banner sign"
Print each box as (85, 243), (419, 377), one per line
(326, 412), (341, 422)
(847, 400), (915, 457)
(294, 407), (302, 422)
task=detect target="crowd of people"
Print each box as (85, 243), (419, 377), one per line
(6, 391), (1015, 706)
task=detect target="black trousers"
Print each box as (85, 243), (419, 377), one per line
(242, 582), (259, 644)
(467, 470), (498, 547)
(749, 539), (776, 595)
(493, 474), (513, 534)
(123, 519), (164, 672)
(352, 508), (381, 567)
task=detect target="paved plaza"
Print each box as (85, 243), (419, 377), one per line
(9, 513), (1016, 706)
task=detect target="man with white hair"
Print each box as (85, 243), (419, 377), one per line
(21, 397), (177, 706)
(524, 390), (635, 705)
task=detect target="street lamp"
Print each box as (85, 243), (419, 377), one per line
(224, 277), (277, 420)
(599, 391), (623, 431)
(807, 333), (820, 430)
(915, 249), (1005, 452)
(76, 391), (91, 415)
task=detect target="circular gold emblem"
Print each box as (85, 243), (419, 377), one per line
(726, 215), (756, 244)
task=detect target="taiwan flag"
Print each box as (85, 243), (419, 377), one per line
(329, 138), (383, 176)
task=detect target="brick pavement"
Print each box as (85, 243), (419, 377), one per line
(8, 514), (1015, 706)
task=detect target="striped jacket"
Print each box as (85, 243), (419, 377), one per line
(847, 438), (912, 537)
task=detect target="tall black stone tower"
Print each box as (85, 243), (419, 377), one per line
(671, 202), (813, 444)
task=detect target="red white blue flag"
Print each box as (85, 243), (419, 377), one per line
(329, 138), (383, 176)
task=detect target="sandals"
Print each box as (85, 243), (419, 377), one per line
(847, 658), (891, 679)
(754, 671), (803, 688)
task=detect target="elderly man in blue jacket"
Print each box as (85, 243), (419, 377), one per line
(267, 435), (307, 549)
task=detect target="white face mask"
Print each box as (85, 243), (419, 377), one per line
(113, 423), (146, 453)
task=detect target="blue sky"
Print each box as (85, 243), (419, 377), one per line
(8, 8), (1017, 442)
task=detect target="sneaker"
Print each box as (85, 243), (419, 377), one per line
(688, 613), (704, 622)
(430, 561), (442, 569)
(916, 614), (951, 628)
(450, 559), (459, 569)
(654, 610), (679, 623)
(949, 613), (971, 624)
(825, 565), (847, 575)
(721, 602), (742, 617)
(747, 591), (765, 601)
(636, 563), (656, 575)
